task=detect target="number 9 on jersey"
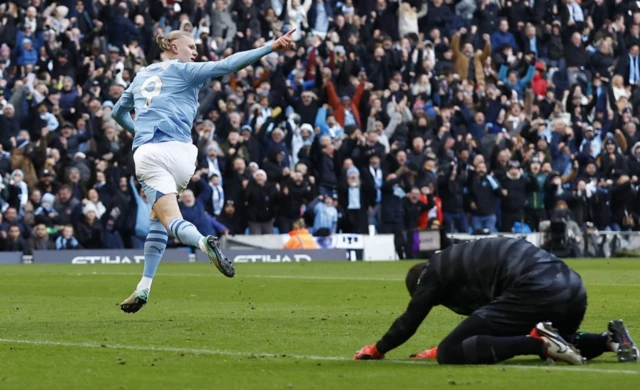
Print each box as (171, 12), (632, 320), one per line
(140, 75), (163, 108)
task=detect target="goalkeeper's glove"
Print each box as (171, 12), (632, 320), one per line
(354, 344), (384, 360)
(409, 346), (438, 360)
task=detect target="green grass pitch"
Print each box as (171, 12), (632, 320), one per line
(1, 259), (640, 390)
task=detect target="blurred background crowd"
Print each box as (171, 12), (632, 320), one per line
(2, 0), (640, 258)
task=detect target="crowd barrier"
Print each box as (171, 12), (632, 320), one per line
(1, 231), (639, 265)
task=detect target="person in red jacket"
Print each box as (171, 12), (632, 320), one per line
(418, 185), (443, 230)
(324, 73), (366, 127)
(531, 61), (548, 98)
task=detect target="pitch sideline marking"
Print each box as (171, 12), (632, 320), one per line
(87, 272), (640, 286)
(3, 271), (640, 286)
(0, 338), (637, 375)
(3, 271), (635, 286)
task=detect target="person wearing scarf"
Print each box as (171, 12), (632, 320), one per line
(203, 143), (224, 187)
(363, 153), (384, 228)
(338, 166), (369, 234)
(55, 225), (82, 250)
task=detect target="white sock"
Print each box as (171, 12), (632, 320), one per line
(137, 276), (153, 291)
(605, 332), (619, 352)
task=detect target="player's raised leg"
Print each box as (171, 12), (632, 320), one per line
(154, 193), (235, 277)
(121, 217), (167, 313)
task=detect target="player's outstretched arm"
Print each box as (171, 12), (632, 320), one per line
(185, 30), (297, 86)
(112, 87), (136, 134)
(355, 283), (436, 359)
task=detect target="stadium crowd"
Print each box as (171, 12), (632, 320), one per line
(1, 0), (640, 256)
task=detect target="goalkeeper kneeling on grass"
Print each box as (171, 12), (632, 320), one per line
(354, 236), (638, 365)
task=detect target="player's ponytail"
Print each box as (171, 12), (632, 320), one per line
(155, 30), (192, 52)
(156, 34), (171, 51)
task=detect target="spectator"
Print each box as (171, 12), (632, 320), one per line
(278, 171), (314, 234)
(109, 7), (140, 49)
(7, 169), (28, 215)
(498, 62), (535, 98)
(83, 189), (106, 220)
(244, 170), (277, 234)
(337, 166), (370, 234)
(179, 189), (215, 239)
(491, 19), (517, 54)
(467, 162), (501, 232)
(218, 200), (245, 235)
(3, 224), (27, 253)
(285, 0), (313, 40)
(398, 0), (427, 39)
(438, 159), (468, 233)
(525, 157), (548, 231)
(312, 192), (338, 235)
(380, 170), (407, 258)
(55, 225), (82, 250)
(38, 169), (60, 196)
(325, 77), (365, 127)
(54, 184), (80, 227)
(362, 152), (383, 228)
(1, 207), (30, 240)
(34, 192), (59, 229)
(76, 203), (104, 249)
(221, 130), (250, 166)
(212, 0), (237, 47)
(565, 32), (589, 87)
(403, 187), (434, 259)
(312, 134), (340, 196)
(23, 189), (41, 226)
(499, 161), (539, 232)
(17, 38), (37, 66)
(26, 223), (54, 254)
(283, 219), (317, 249)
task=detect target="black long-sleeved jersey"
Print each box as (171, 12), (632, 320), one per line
(375, 237), (582, 353)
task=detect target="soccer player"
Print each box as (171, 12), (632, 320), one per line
(112, 29), (296, 313)
(354, 237), (638, 364)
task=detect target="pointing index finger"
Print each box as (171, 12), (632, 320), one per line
(285, 28), (296, 37)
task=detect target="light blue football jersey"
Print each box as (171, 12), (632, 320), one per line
(112, 45), (273, 151)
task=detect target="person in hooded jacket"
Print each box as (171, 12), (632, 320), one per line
(263, 146), (290, 185)
(600, 138), (629, 179)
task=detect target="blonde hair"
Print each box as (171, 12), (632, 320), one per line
(293, 219), (306, 230)
(155, 30), (193, 52)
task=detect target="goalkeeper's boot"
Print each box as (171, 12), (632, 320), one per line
(608, 319), (639, 363)
(199, 236), (235, 277)
(120, 288), (149, 314)
(530, 322), (585, 365)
